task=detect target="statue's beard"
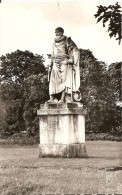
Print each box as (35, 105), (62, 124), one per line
(55, 35), (65, 42)
(56, 35), (62, 38)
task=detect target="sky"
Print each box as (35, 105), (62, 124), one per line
(0, 0), (122, 66)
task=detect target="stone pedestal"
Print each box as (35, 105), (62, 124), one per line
(37, 102), (87, 158)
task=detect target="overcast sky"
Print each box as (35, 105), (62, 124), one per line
(0, 0), (122, 65)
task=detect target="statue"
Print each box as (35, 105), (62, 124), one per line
(47, 27), (81, 103)
(38, 28), (87, 158)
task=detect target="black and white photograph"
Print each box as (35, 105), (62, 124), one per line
(0, 0), (122, 194)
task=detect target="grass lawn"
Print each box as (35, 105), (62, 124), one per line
(0, 141), (122, 194)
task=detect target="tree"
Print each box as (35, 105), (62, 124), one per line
(0, 49), (46, 85)
(0, 50), (47, 137)
(107, 62), (122, 136)
(22, 73), (48, 136)
(79, 49), (120, 134)
(94, 2), (122, 44)
(108, 62), (121, 101)
(0, 88), (6, 137)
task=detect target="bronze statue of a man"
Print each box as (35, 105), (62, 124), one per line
(47, 27), (80, 103)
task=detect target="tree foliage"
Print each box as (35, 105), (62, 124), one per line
(0, 99), (6, 137)
(0, 49), (46, 85)
(107, 62), (121, 136)
(0, 50), (48, 137)
(79, 49), (121, 134)
(108, 62), (121, 101)
(94, 2), (122, 44)
(22, 74), (48, 136)
(0, 49), (121, 138)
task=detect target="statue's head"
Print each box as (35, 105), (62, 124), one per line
(55, 27), (64, 37)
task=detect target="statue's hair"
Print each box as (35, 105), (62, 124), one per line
(55, 27), (64, 33)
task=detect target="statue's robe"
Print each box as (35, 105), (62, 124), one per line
(49, 36), (80, 95)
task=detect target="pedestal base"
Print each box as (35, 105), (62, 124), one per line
(37, 102), (87, 158)
(39, 143), (87, 158)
